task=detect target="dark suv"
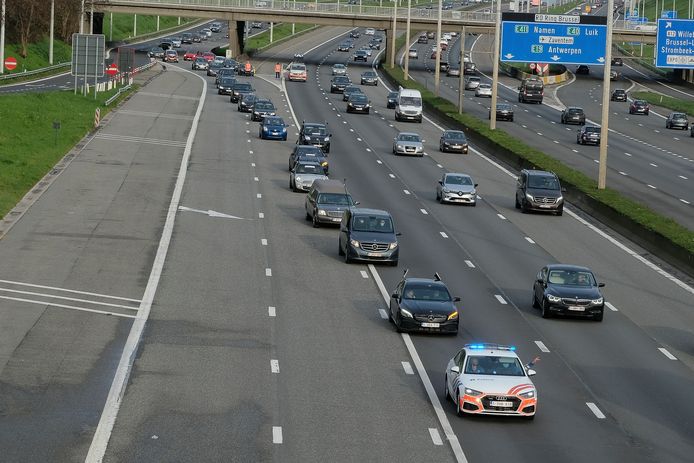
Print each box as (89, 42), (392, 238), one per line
(610, 89), (627, 101)
(338, 208), (399, 265)
(629, 99), (650, 115)
(577, 125), (601, 145)
(330, 75), (351, 93)
(305, 179), (357, 227)
(298, 122), (331, 153)
(561, 107), (586, 125)
(515, 169), (564, 215)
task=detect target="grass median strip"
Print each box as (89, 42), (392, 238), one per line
(632, 91), (694, 115)
(244, 23), (317, 55)
(0, 87), (135, 218)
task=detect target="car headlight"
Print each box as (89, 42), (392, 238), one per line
(447, 311), (458, 320)
(349, 239), (360, 248)
(400, 308), (413, 318)
(442, 188), (450, 194)
(304, 135), (311, 140)
(324, 136), (330, 142)
(389, 242), (398, 250)
(281, 127), (287, 132)
(464, 387), (483, 397)
(519, 389), (535, 399)
(557, 195), (563, 202)
(263, 126), (269, 131)
(317, 209), (327, 216)
(396, 144), (404, 150)
(295, 176), (302, 183)
(592, 297), (603, 304)
(365, 104), (370, 108)
(525, 193), (534, 201)
(443, 141), (450, 145)
(348, 103), (354, 107)
(547, 294), (562, 303)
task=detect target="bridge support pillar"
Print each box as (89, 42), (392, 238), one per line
(228, 20), (241, 57)
(386, 28), (395, 68)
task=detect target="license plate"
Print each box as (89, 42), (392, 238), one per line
(539, 204), (551, 208)
(367, 252), (382, 257)
(568, 306), (585, 311)
(421, 322), (440, 328)
(489, 401), (514, 407)
(332, 218), (342, 222)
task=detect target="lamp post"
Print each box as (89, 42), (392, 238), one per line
(390, 0), (397, 67)
(458, 25), (465, 114)
(404, 0), (412, 80)
(434, 0), (442, 95)
(0, 0), (5, 75)
(489, 0), (502, 129)
(598, 0), (616, 189)
(49, 0), (54, 64)
(80, 0), (85, 34)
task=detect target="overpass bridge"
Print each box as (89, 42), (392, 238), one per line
(91, 0), (657, 57)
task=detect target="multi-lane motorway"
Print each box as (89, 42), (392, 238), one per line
(1, 19), (694, 463)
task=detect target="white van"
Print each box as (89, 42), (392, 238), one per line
(395, 87), (423, 123)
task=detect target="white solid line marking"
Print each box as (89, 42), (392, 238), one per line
(0, 288), (138, 311)
(494, 295), (507, 305)
(257, 193), (262, 198)
(378, 308), (388, 319)
(265, 268), (272, 277)
(261, 239), (268, 246)
(86, 68), (208, 463)
(440, 232), (449, 238)
(679, 175), (688, 180)
(420, 209), (428, 215)
(429, 428), (444, 446)
(402, 361), (415, 375)
(497, 213), (506, 220)
(389, 173), (396, 178)
(534, 341), (550, 353)
(273, 426), (283, 444)
(258, 212), (264, 219)
(367, 265), (467, 462)
(605, 302), (618, 312)
(403, 189), (411, 195)
(650, 163), (658, 167)
(586, 403), (606, 419)
(464, 260), (475, 268)
(271, 359), (280, 373)
(647, 184), (657, 189)
(268, 306), (276, 317)
(658, 348), (678, 360)
(525, 237), (536, 244)
(360, 270), (369, 279)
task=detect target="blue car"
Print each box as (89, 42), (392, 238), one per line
(259, 116), (288, 140)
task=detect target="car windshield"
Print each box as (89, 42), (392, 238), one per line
(295, 163), (321, 174)
(445, 132), (466, 140)
(402, 283), (451, 301)
(446, 175), (473, 185)
(614, 90), (625, 94)
(334, 64), (345, 69)
(465, 356), (525, 376)
(304, 125), (326, 136)
(318, 193), (352, 205)
(585, 126), (601, 133)
(291, 64), (306, 71)
(210, 62), (222, 68)
(345, 87), (361, 93)
(351, 215), (394, 233)
(672, 113), (687, 120)
(220, 78), (235, 85)
(398, 134), (421, 142)
(295, 146), (323, 155)
(400, 96), (422, 106)
(255, 102), (274, 110)
(363, 72), (376, 77)
(528, 176), (559, 189)
(234, 83), (253, 91)
(335, 77), (350, 83)
(350, 95), (368, 103)
(264, 117), (283, 126)
(479, 84), (491, 89)
(548, 269), (595, 286)
(242, 94), (256, 102)
(568, 108), (583, 114)
(388, 92), (398, 99)
(634, 100), (647, 106)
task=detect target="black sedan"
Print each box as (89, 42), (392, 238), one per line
(217, 77), (236, 95)
(346, 93), (371, 113)
(389, 272), (460, 334)
(330, 76), (351, 93)
(532, 264), (605, 321)
(491, 103), (514, 122)
(289, 145), (329, 173)
(360, 70), (378, 86)
(251, 100), (276, 121)
(611, 89), (627, 101)
(439, 130), (469, 153)
(342, 86), (363, 101)
(386, 91), (398, 109)
(238, 93), (257, 112)
(577, 125), (601, 145)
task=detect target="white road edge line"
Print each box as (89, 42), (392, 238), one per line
(429, 427), (444, 446)
(534, 341), (550, 353)
(368, 264), (468, 463)
(586, 402), (606, 419)
(272, 426), (283, 444)
(85, 69), (208, 463)
(658, 347), (678, 360)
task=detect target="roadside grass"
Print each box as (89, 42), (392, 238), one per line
(632, 91), (694, 115)
(546, 0), (584, 14)
(244, 23), (317, 55)
(0, 38), (72, 77)
(382, 51), (694, 254)
(104, 14), (196, 42)
(0, 87), (134, 218)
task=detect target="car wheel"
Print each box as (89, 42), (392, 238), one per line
(305, 210), (311, 221)
(312, 214), (320, 228)
(344, 249), (352, 263)
(541, 299), (552, 319)
(394, 313), (403, 332)
(444, 375), (450, 401)
(338, 241), (345, 256)
(532, 291), (539, 309)
(515, 196), (521, 209)
(594, 310), (604, 322)
(290, 179), (294, 190)
(556, 205), (563, 216)
(456, 392), (464, 417)
(521, 198), (529, 213)
(440, 143), (445, 152)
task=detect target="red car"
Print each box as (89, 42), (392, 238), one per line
(202, 52), (216, 62)
(183, 50), (197, 61)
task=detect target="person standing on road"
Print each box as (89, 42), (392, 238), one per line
(275, 62), (282, 79)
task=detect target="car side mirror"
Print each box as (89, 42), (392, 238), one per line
(396, 232), (402, 236)
(438, 180), (443, 185)
(353, 201), (360, 206)
(422, 140), (426, 143)
(391, 292), (398, 299)
(598, 282), (605, 287)
(453, 296), (461, 302)
(527, 369), (537, 377)
(474, 183), (479, 188)
(450, 365), (460, 374)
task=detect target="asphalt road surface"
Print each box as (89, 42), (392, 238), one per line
(1, 24), (693, 463)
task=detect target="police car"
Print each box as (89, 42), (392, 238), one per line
(444, 344), (538, 419)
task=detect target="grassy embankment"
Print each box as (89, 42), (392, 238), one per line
(0, 88), (134, 217)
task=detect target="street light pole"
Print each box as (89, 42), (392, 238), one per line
(458, 25), (465, 114)
(390, 1), (397, 68)
(434, 0), (442, 95)
(489, 0), (502, 129)
(49, 0), (55, 64)
(404, 0), (411, 80)
(0, 0), (5, 75)
(598, 0), (616, 189)
(80, 0), (85, 34)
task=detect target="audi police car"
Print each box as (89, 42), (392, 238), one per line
(444, 344), (538, 419)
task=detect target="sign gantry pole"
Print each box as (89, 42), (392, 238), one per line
(598, 0), (615, 189)
(490, 0), (502, 129)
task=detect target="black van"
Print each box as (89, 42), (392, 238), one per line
(518, 77), (544, 104)
(338, 208), (399, 265)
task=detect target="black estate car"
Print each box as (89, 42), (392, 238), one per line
(298, 122), (331, 153)
(532, 264), (605, 321)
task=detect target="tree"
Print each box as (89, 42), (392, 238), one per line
(6, 0), (41, 57)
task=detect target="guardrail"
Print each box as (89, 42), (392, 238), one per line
(104, 59), (157, 105)
(0, 62), (70, 82)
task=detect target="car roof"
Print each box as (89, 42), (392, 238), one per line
(545, 263), (592, 272)
(351, 207), (391, 217)
(403, 277), (449, 286)
(398, 132), (421, 137)
(462, 344), (521, 358)
(312, 179), (347, 193)
(524, 169), (557, 177)
(446, 172), (472, 178)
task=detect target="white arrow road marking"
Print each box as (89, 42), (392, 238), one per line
(178, 206), (248, 220)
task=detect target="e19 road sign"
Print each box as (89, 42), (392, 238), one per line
(656, 19), (694, 68)
(501, 13), (608, 65)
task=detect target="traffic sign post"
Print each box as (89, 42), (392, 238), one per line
(5, 56), (17, 71)
(656, 19), (694, 69)
(500, 13), (608, 66)
(71, 33), (105, 98)
(106, 63), (118, 76)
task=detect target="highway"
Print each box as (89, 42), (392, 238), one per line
(1, 21), (694, 463)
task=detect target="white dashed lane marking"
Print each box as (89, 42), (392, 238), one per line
(497, 213), (507, 220)
(265, 268), (272, 277)
(534, 341), (550, 352)
(271, 359), (280, 373)
(525, 237), (535, 244)
(440, 232), (449, 238)
(389, 173), (396, 178)
(360, 270), (369, 279)
(429, 428), (444, 446)
(658, 348), (678, 360)
(420, 209), (429, 215)
(464, 260), (475, 268)
(268, 306), (276, 317)
(494, 295), (507, 305)
(378, 309), (389, 319)
(403, 189), (411, 195)
(402, 361), (415, 375)
(258, 212), (264, 219)
(273, 426), (283, 444)
(587, 403), (606, 419)
(605, 302), (619, 312)
(261, 239), (268, 246)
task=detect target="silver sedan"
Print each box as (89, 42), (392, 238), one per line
(475, 83), (492, 97)
(332, 64), (347, 75)
(392, 132), (424, 156)
(436, 173), (477, 205)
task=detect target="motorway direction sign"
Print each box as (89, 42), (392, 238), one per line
(71, 33), (105, 77)
(500, 13), (608, 65)
(656, 19), (694, 68)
